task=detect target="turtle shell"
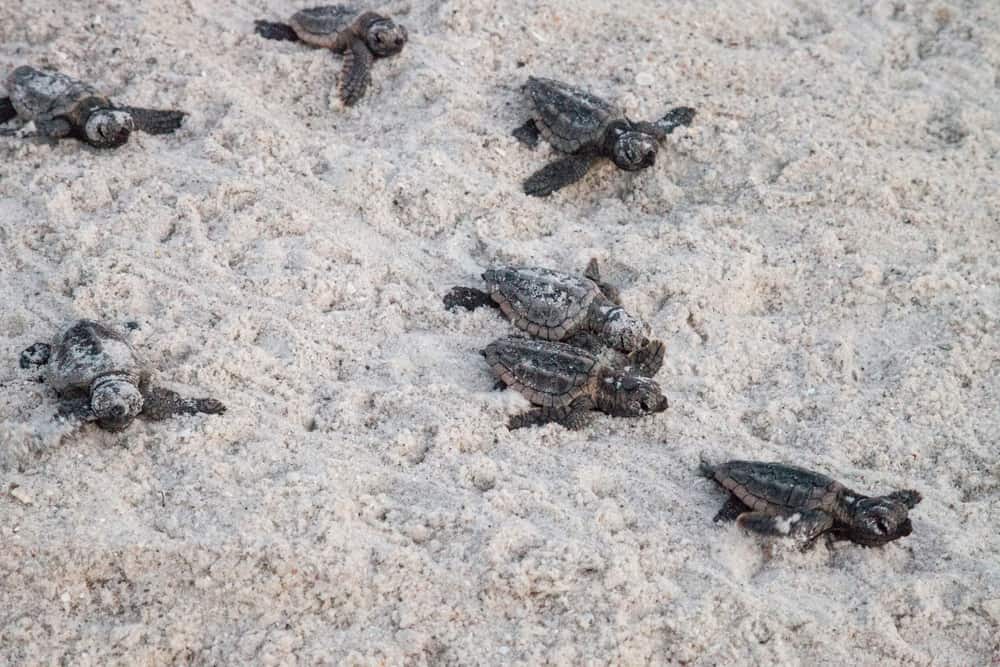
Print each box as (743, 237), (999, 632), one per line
(705, 461), (844, 516)
(525, 77), (617, 153)
(484, 266), (599, 340)
(7, 66), (109, 124)
(290, 5), (356, 43)
(484, 337), (597, 408)
(48, 320), (147, 396)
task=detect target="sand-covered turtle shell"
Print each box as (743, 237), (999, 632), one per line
(7, 66), (109, 125)
(48, 320), (147, 396)
(525, 77), (617, 153)
(704, 461), (844, 516)
(290, 5), (356, 39)
(484, 266), (600, 340)
(484, 337), (596, 408)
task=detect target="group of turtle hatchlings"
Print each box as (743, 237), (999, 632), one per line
(5, 6), (922, 549)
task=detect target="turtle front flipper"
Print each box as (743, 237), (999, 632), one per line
(20, 342), (52, 369)
(56, 397), (98, 423)
(627, 339), (665, 377)
(508, 398), (593, 430)
(140, 386), (226, 421)
(339, 39), (374, 106)
(736, 509), (834, 542)
(254, 20), (301, 42)
(0, 97), (16, 125)
(37, 117), (73, 139)
(512, 119), (541, 148)
(653, 106), (696, 137)
(443, 286), (497, 311)
(584, 258), (622, 304)
(523, 154), (598, 197)
(118, 107), (186, 135)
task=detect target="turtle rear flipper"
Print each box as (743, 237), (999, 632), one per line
(737, 509), (834, 542)
(119, 107), (186, 135)
(443, 286), (496, 311)
(512, 119), (541, 148)
(254, 20), (301, 42)
(0, 97), (15, 125)
(141, 386), (225, 421)
(340, 39), (374, 106)
(712, 495), (750, 523)
(523, 154), (598, 197)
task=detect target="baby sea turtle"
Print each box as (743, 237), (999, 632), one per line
(511, 77), (696, 196)
(444, 258), (664, 377)
(21, 320), (225, 431)
(255, 6), (408, 106)
(699, 458), (922, 547)
(0, 66), (186, 149)
(484, 336), (668, 429)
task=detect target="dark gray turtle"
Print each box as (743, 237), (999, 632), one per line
(445, 258), (664, 377)
(699, 458), (922, 547)
(511, 77), (696, 196)
(484, 336), (668, 429)
(21, 320), (224, 432)
(0, 66), (186, 149)
(255, 5), (408, 106)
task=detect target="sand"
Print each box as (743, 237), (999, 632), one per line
(1, 0), (999, 664)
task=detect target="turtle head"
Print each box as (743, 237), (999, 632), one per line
(847, 492), (921, 546)
(365, 18), (408, 56)
(611, 127), (658, 171)
(83, 108), (134, 149)
(601, 374), (668, 417)
(90, 374), (144, 431)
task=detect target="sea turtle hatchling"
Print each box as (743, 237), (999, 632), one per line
(484, 336), (668, 429)
(255, 5), (408, 106)
(512, 77), (696, 196)
(0, 66), (186, 149)
(699, 458), (922, 547)
(21, 320), (225, 432)
(444, 258), (665, 377)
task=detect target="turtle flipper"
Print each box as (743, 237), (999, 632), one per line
(627, 339), (665, 377)
(339, 39), (374, 106)
(57, 397), (97, 423)
(36, 117), (73, 139)
(118, 107), (186, 135)
(254, 20), (301, 42)
(737, 509), (834, 541)
(584, 258), (622, 304)
(523, 155), (598, 197)
(512, 119), (541, 148)
(20, 342), (52, 369)
(653, 106), (696, 137)
(140, 386), (225, 421)
(508, 398), (593, 430)
(713, 495), (750, 523)
(0, 97), (16, 125)
(886, 489), (922, 509)
(443, 286), (497, 311)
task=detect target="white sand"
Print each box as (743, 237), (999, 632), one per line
(2, 0), (999, 664)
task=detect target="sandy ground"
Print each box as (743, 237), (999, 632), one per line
(1, 0), (999, 664)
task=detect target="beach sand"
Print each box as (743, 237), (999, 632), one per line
(1, 0), (999, 663)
